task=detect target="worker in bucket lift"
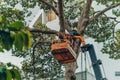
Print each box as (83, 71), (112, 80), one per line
(69, 28), (80, 49)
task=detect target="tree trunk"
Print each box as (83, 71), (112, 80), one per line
(57, 0), (80, 80)
(57, 0), (77, 79)
(64, 62), (77, 80)
(58, 0), (65, 32)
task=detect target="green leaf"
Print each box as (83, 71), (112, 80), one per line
(13, 30), (32, 51)
(2, 68), (6, 72)
(10, 69), (21, 80)
(10, 69), (15, 79)
(7, 63), (12, 67)
(0, 0), (2, 4)
(9, 21), (24, 31)
(14, 32), (24, 51)
(0, 72), (7, 80)
(0, 15), (2, 22)
(23, 30), (32, 49)
(6, 70), (12, 80)
(0, 47), (4, 52)
(0, 31), (14, 51)
(20, 31), (28, 50)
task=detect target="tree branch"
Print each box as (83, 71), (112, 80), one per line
(90, 2), (120, 22)
(40, 0), (59, 16)
(58, 0), (65, 32)
(30, 28), (58, 34)
(40, 0), (71, 32)
(64, 20), (72, 32)
(100, 16), (120, 23)
(78, 0), (92, 35)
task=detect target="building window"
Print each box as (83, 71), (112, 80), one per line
(115, 71), (120, 76)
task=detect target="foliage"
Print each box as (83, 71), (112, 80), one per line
(13, 30), (32, 51)
(96, 0), (120, 5)
(10, 23), (63, 79)
(63, 0), (120, 59)
(21, 43), (63, 80)
(86, 18), (120, 59)
(101, 29), (120, 59)
(0, 26), (32, 52)
(86, 18), (115, 42)
(0, 62), (21, 80)
(0, 5), (32, 52)
(64, 0), (84, 28)
(21, 24), (63, 80)
(3, 0), (56, 16)
(64, 1), (120, 58)
(0, 6), (62, 78)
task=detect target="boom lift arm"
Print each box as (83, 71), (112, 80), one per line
(81, 44), (107, 80)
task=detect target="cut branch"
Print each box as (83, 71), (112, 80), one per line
(40, 0), (59, 16)
(90, 2), (120, 22)
(30, 28), (58, 34)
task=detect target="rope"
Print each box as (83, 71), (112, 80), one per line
(80, 51), (83, 80)
(101, 63), (107, 79)
(81, 51), (94, 80)
(84, 52), (87, 80)
(86, 51), (93, 75)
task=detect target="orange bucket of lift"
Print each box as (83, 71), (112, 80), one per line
(51, 40), (76, 64)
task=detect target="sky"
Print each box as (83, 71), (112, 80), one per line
(0, 1), (120, 80)
(0, 50), (23, 69)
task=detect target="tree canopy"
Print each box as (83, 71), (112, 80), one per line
(1, 0), (120, 59)
(0, 2), (32, 52)
(0, 0), (120, 80)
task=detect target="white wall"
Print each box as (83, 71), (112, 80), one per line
(0, 51), (23, 69)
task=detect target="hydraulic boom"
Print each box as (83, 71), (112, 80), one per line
(81, 44), (107, 80)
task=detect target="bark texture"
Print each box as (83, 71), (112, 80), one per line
(78, 0), (92, 35)
(58, 0), (65, 32)
(64, 63), (77, 80)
